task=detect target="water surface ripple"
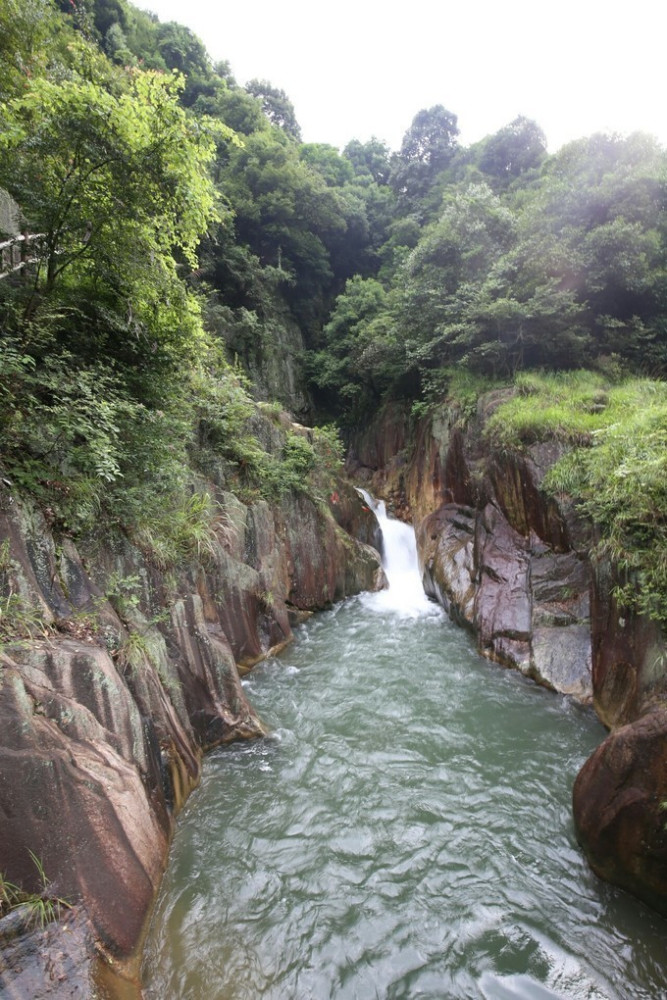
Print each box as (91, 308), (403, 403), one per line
(143, 519), (667, 999)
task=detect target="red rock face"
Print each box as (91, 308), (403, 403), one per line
(0, 636), (181, 961)
(418, 496), (593, 699)
(410, 427), (593, 701)
(573, 709), (667, 915)
(589, 557), (666, 728)
(0, 483), (383, 988)
(347, 401), (409, 475)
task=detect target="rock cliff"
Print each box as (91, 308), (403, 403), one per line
(0, 479), (384, 996)
(349, 396), (667, 916)
(350, 402), (594, 701)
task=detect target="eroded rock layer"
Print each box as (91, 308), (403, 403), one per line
(351, 406), (594, 702)
(0, 481), (384, 995)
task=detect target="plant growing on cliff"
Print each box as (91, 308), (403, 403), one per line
(129, 489), (229, 568)
(0, 593), (51, 645)
(104, 572), (143, 617)
(248, 425), (345, 502)
(483, 370), (616, 448)
(496, 374), (667, 627)
(116, 629), (153, 676)
(0, 852), (71, 928)
(253, 431), (317, 499)
(483, 372), (667, 626)
(562, 406), (667, 627)
(413, 367), (504, 423)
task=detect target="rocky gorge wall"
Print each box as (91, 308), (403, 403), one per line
(0, 477), (384, 997)
(348, 397), (667, 917)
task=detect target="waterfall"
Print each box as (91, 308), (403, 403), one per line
(357, 490), (436, 617)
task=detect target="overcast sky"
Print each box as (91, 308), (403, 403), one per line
(142, 0), (666, 154)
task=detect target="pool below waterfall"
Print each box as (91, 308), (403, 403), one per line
(142, 504), (667, 999)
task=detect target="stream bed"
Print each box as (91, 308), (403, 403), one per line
(143, 510), (667, 999)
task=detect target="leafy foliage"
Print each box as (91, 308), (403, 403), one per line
(390, 105), (459, 215)
(488, 373), (667, 626)
(474, 116), (547, 190)
(0, 64), (228, 342)
(2, 0), (667, 631)
(306, 275), (401, 419)
(0, 0), (72, 102)
(245, 78), (301, 140)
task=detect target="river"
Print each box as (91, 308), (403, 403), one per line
(142, 503), (667, 999)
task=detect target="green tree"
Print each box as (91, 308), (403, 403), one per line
(515, 132), (667, 367)
(193, 81), (268, 137)
(245, 79), (302, 140)
(0, 0), (73, 102)
(390, 105), (459, 215)
(218, 128), (373, 335)
(306, 275), (401, 418)
(300, 144), (354, 187)
(397, 183), (516, 373)
(343, 137), (391, 185)
(156, 21), (209, 75)
(92, 0), (128, 39)
(476, 116), (547, 190)
(0, 67), (229, 360)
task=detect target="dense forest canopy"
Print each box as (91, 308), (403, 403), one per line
(1, 0), (666, 598)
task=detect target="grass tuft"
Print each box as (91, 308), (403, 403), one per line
(1, 852), (71, 928)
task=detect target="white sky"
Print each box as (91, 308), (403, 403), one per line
(142, 0), (666, 154)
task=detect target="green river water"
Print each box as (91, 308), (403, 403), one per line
(142, 506), (667, 999)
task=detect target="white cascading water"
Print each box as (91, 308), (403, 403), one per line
(357, 489), (436, 617)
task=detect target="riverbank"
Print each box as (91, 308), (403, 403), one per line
(348, 391), (667, 915)
(0, 471), (384, 997)
(142, 503), (667, 998)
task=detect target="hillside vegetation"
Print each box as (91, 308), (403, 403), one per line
(1, 0), (666, 610)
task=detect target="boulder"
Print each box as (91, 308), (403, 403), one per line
(418, 504), (476, 627)
(0, 906), (104, 1000)
(474, 503), (532, 667)
(573, 708), (667, 915)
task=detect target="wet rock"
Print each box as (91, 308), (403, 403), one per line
(590, 556), (666, 728)
(474, 504), (532, 664)
(0, 907), (99, 1000)
(169, 595), (265, 747)
(0, 664), (168, 955)
(489, 445), (570, 551)
(531, 625), (592, 700)
(346, 401), (410, 477)
(418, 504), (476, 627)
(417, 498), (593, 697)
(329, 481), (383, 553)
(0, 473), (383, 991)
(530, 547), (590, 626)
(282, 492), (384, 609)
(573, 708), (667, 915)
(530, 547), (592, 700)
